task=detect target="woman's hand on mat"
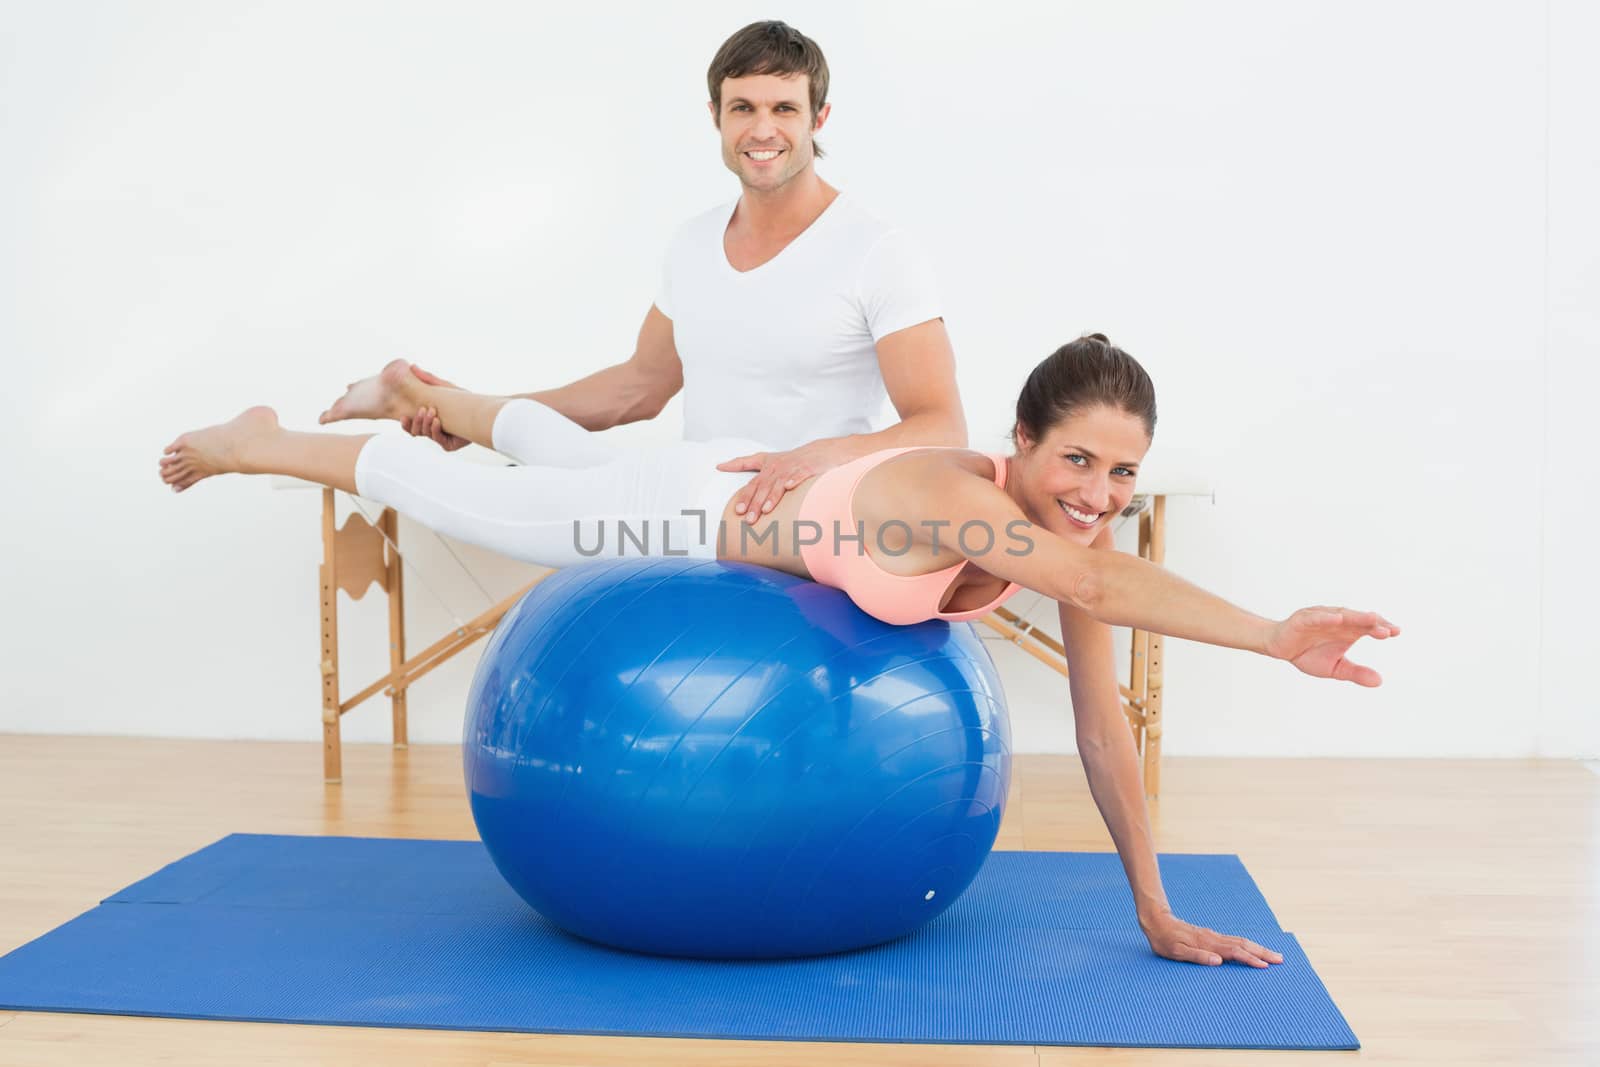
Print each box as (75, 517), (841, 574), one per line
(401, 366), (470, 452)
(717, 439), (856, 523)
(1265, 607), (1400, 687)
(1142, 912), (1284, 968)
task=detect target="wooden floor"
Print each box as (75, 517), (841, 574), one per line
(0, 736), (1594, 1066)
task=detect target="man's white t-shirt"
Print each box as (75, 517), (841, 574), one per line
(655, 193), (942, 450)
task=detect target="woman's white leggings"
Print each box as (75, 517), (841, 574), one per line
(352, 399), (764, 565)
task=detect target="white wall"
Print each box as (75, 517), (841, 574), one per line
(2, 1), (1595, 757)
(1539, 0), (1600, 758)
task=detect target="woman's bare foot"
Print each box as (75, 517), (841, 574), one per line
(318, 359), (418, 425)
(160, 406), (282, 493)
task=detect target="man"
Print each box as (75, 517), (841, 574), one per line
(404, 20), (965, 523)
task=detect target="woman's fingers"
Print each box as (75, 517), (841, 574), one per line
(1196, 933), (1282, 968)
(1300, 607), (1400, 641)
(1350, 609), (1396, 636)
(1332, 658), (1382, 687)
(1238, 936), (1282, 963)
(1344, 608), (1400, 635)
(1228, 940), (1280, 966)
(1180, 945), (1224, 966)
(1219, 936), (1281, 968)
(1151, 917), (1286, 968)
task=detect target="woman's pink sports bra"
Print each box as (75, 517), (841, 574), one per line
(796, 447), (1022, 626)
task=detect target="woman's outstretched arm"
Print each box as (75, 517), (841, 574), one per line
(922, 473), (1399, 681)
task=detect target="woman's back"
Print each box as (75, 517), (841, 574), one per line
(713, 447), (1020, 621)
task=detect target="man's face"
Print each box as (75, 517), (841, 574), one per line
(711, 73), (830, 193)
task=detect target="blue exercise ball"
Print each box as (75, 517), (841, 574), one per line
(463, 556), (1011, 959)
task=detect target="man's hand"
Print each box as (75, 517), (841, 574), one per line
(401, 365), (470, 451)
(716, 438), (859, 523)
(1265, 607), (1401, 687)
(1141, 910), (1285, 968)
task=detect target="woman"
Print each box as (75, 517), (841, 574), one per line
(160, 333), (1397, 971)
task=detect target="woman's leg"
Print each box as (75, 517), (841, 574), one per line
(319, 360), (510, 452)
(319, 360), (624, 468)
(161, 410), (736, 565)
(482, 398), (629, 468)
(349, 435), (667, 564)
(161, 407), (369, 494)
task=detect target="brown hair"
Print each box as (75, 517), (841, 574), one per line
(1013, 334), (1157, 445)
(707, 21), (830, 158)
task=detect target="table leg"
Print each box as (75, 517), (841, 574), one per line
(1143, 495), (1167, 799)
(319, 489), (342, 783)
(381, 508), (408, 749)
(1129, 630), (1149, 754)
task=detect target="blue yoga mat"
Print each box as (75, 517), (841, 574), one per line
(0, 834), (1357, 1048)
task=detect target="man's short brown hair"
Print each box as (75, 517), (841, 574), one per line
(707, 20), (830, 126)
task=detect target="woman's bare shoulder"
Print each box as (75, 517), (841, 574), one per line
(856, 447), (1010, 521)
(876, 446), (1001, 483)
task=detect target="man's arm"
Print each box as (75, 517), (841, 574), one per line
(720, 317), (966, 520)
(406, 306), (683, 446)
(848, 317), (968, 450)
(521, 306), (684, 431)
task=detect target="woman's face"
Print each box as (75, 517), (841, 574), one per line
(1012, 405), (1151, 546)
